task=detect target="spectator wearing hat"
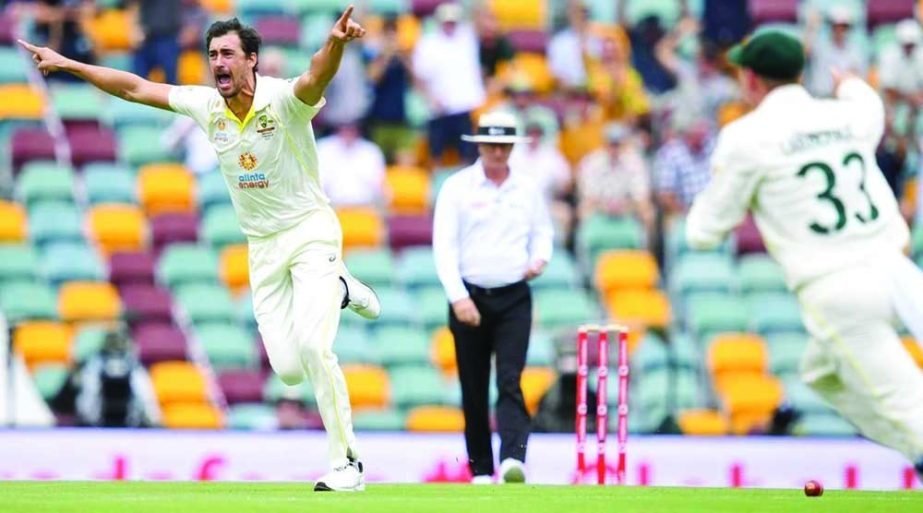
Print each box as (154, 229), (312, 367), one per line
(412, 2), (486, 164)
(510, 121), (573, 244)
(654, 113), (715, 217)
(804, 5), (868, 97)
(316, 123), (386, 208)
(433, 111), (553, 484)
(879, 19), (923, 128)
(585, 32), (650, 124)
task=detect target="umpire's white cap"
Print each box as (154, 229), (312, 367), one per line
(461, 112), (531, 144)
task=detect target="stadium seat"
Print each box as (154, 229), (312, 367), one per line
(202, 205), (246, 249)
(174, 284), (236, 325)
(748, 0), (798, 24)
(734, 214), (766, 255)
(134, 322), (188, 365)
(52, 84), (104, 122)
(385, 165), (431, 214)
(373, 287), (418, 326)
(531, 249), (579, 289)
(58, 281), (122, 323)
(415, 287), (449, 331)
(120, 284), (173, 324)
(107, 98), (176, 130)
(343, 364), (391, 410)
(747, 293), (804, 335)
(670, 252), (735, 296)
(32, 364), (70, 402)
(793, 412), (857, 436)
(496, 53), (554, 94)
(88, 204), (149, 254)
(337, 208), (385, 250)
(178, 51), (207, 86)
(197, 172), (232, 211)
(84, 9), (133, 51)
(220, 244), (249, 293)
(68, 125), (118, 168)
(0, 84), (45, 121)
(162, 402), (225, 429)
(120, 127), (176, 167)
(197, 323), (258, 371)
(334, 326), (381, 366)
(256, 16), (302, 46)
(708, 333), (769, 378)
(237, 292), (258, 334)
(738, 254), (787, 294)
(669, 332), (702, 372)
(678, 409), (729, 436)
(685, 293), (749, 340)
(83, 163), (137, 205)
(390, 365), (448, 408)
(0, 244), (40, 283)
(526, 329), (555, 366)
(73, 327), (107, 363)
(226, 403), (278, 430)
(150, 212), (200, 251)
(353, 408), (407, 431)
(387, 214), (434, 250)
(344, 248), (395, 287)
(0, 47), (29, 83)
(11, 129), (56, 172)
(375, 325), (432, 367)
(28, 201), (83, 247)
(631, 333), (669, 373)
(158, 244), (220, 288)
(396, 246), (440, 290)
(606, 288), (671, 330)
(715, 373), (784, 434)
(521, 366), (556, 415)
(138, 163), (197, 216)
(405, 405), (465, 432)
(594, 250), (660, 294)
(17, 162), (76, 206)
(624, 0), (683, 26)
(867, 0), (916, 28)
(109, 251), (156, 287)
(0, 202), (27, 242)
(13, 321), (72, 368)
(767, 332), (807, 377)
(199, 0), (234, 14)
(577, 214), (643, 270)
(150, 361), (210, 405)
(430, 327), (457, 376)
(0, 281), (58, 322)
(263, 373), (314, 404)
(41, 242), (106, 286)
(489, 0), (547, 31)
(534, 288), (599, 330)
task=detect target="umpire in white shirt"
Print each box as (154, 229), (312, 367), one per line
(433, 112), (554, 484)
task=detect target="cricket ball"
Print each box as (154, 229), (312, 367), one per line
(804, 480), (823, 497)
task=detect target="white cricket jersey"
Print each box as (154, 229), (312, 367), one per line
(686, 79), (909, 290)
(169, 74), (330, 237)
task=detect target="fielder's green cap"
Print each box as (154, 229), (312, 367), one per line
(727, 30), (805, 81)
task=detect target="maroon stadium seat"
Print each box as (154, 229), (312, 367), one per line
(120, 284), (174, 324)
(11, 128), (56, 173)
(67, 125), (117, 167)
(734, 214), (766, 255)
(218, 370), (267, 404)
(412, 0), (449, 17)
(748, 0), (798, 25)
(387, 214), (433, 251)
(110, 251), (156, 287)
(255, 16), (301, 47)
(867, 0), (915, 28)
(150, 212), (199, 253)
(508, 30), (549, 54)
(0, 10), (15, 46)
(256, 334), (271, 372)
(133, 322), (188, 365)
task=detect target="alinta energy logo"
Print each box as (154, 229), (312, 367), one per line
(238, 152), (269, 189)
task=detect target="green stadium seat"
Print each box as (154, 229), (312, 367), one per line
(670, 252), (735, 297)
(32, 364), (70, 401)
(389, 365), (448, 409)
(119, 126), (175, 167)
(84, 163), (137, 205)
(534, 288), (599, 330)
(353, 408), (406, 431)
(17, 162), (76, 206)
(264, 373), (314, 404)
(41, 242), (105, 286)
(344, 248), (395, 287)
(334, 325), (380, 365)
(767, 332), (807, 377)
(99, 52), (133, 73)
(634, 366), (703, 411)
(793, 413), (858, 437)
(632, 331), (670, 373)
(369, 0), (408, 14)
(531, 248), (579, 290)
(0, 244), (41, 283)
(158, 244), (220, 288)
(196, 323), (258, 371)
(374, 325), (430, 367)
(738, 254), (787, 294)
(237, 0), (287, 19)
(625, 0), (682, 27)
(28, 202), (84, 246)
(685, 293), (749, 341)
(73, 327), (107, 363)
(108, 97), (176, 130)
(174, 284), (236, 325)
(51, 84), (105, 121)
(526, 329), (555, 366)
(227, 403), (278, 430)
(236, 292), (257, 333)
(747, 292), (804, 335)
(665, 217), (732, 260)
(0, 48), (28, 83)
(913, 223), (923, 258)
(280, 46), (313, 77)
(0, 281), (58, 322)
(429, 167), (458, 204)
(405, 90), (431, 130)
(198, 172), (232, 211)
(668, 332), (701, 373)
(300, 13), (336, 52)
(202, 205), (246, 249)
(374, 287), (418, 326)
(290, 0), (345, 15)
(577, 214), (643, 269)
(397, 247), (441, 290)
(414, 287), (448, 332)
(784, 379), (835, 415)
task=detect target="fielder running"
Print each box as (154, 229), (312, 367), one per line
(686, 31), (923, 475)
(19, 7), (379, 491)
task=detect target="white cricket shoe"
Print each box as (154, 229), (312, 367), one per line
(314, 460), (365, 492)
(499, 458), (525, 484)
(340, 273), (381, 320)
(471, 475), (494, 485)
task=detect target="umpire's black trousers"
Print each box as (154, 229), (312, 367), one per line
(449, 280), (532, 477)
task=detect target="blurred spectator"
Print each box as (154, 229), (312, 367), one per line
(492, 76), (559, 146)
(412, 2), (484, 164)
(803, 6), (868, 97)
(365, 16), (414, 164)
(474, 6), (514, 95)
(259, 47), (286, 78)
(878, 19), (923, 129)
(322, 43), (371, 129)
(558, 87), (606, 166)
(178, 0), (208, 51)
(30, 0), (96, 82)
(547, 0), (601, 89)
(654, 114), (714, 217)
(586, 32), (650, 124)
(623, 14), (676, 94)
(510, 121), (573, 242)
(701, 0), (749, 48)
(316, 123), (386, 207)
(130, 0), (182, 84)
(161, 116), (217, 175)
(576, 123), (653, 232)
(75, 328), (160, 428)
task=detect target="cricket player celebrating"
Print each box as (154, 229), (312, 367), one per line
(19, 7), (379, 491)
(686, 30), (923, 475)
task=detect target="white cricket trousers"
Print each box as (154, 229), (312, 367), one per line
(797, 251), (923, 464)
(248, 207), (358, 469)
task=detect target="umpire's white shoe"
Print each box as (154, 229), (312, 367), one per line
(314, 460), (365, 492)
(499, 458), (526, 484)
(340, 273), (381, 320)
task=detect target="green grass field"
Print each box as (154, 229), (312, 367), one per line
(1, 482), (921, 513)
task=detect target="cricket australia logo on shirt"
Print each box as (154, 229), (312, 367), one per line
(257, 114), (276, 139)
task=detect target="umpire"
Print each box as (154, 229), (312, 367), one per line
(433, 111), (554, 484)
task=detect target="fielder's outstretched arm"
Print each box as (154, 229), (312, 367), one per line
(17, 39), (172, 110)
(294, 5), (366, 106)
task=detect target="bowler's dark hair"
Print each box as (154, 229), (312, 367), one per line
(205, 18), (262, 72)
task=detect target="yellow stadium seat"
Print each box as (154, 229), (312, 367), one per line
(718, 101), (749, 127)
(0, 201), (28, 242)
(161, 402), (225, 429)
(0, 85), (45, 120)
(397, 14), (421, 52)
(220, 244), (250, 294)
(199, 0), (233, 15)
(606, 288), (671, 330)
(708, 333), (769, 378)
(84, 10), (133, 51)
(521, 366), (556, 415)
(903, 336), (923, 369)
(13, 321), (72, 369)
(150, 361), (209, 405)
(490, 0), (547, 31)
(178, 50), (207, 86)
(138, 163), (197, 215)
(431, 327), (457, 377)
(343, 364), (390, 410)
(59, 281), (122, 323)
(385, 166), (431, 214)
(497, 53), (554, 94)
(336, 208), (385, 250)
(595, 250), (660, 294)
(678, 409), (729, 436)
(714, 373), (783, 435)
(559, 107), (606, 166)
(405, 405), (465, 432)
(88, 204), (148, 255)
